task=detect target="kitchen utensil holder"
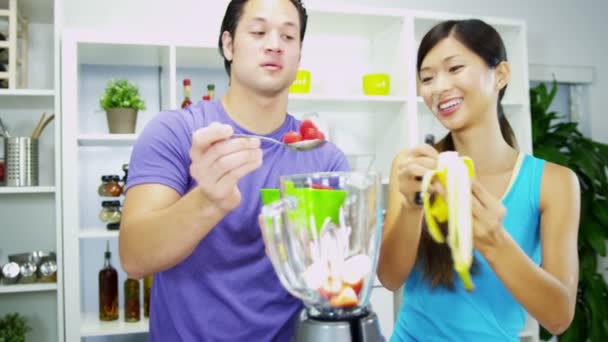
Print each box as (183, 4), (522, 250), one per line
(4, 136), (38, 186)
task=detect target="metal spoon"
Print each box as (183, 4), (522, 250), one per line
(232, 133), (326, 151)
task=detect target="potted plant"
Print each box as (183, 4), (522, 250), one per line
(530, 81), (608, 342)
(0, 312), (31, 342)
(99, 79), (146, 134)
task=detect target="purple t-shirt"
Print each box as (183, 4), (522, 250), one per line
(126, 100), (350, 341)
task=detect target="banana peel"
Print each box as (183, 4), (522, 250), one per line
(421, 151), (476, 291)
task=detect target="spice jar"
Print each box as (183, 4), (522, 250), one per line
(19, 262), (37, 284)
(106, 175), (123, 197)
(124, 278), (141, 322)
(98, 175), (123, 197)
(100, 201), (122, 223)
(98, 175), (111, 196)
(1, 262), (20, 284)
(39, 260), (58, 283)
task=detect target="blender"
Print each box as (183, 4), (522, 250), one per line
(260, 171), (385, 342)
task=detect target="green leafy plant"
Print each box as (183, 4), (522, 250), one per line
(0, 313), (31, 342)
(99, 79), (146, 111)
(531, 81), (608, 341)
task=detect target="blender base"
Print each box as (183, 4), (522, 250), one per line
(294, 308), (385, 342)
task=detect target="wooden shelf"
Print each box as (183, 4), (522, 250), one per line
(0, 283), (57, 294)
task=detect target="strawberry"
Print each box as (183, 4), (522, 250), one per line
(301, 127), (320, 140)
(329, 286), (359, 308)
(340, 255), (371, 296)
(317, 131), (326, 140)
(299, 119), (317, 136)
(282, 131), (302, 144)
(349, 280), (363, 296)
(311, 184), (333, 190)
(319, 277), (343, 300)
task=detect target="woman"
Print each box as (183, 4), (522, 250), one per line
(377, 19), (580, 341)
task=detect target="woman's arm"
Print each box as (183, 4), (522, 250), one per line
(476, 162), (580, 335)
(377, 147), (437, 290)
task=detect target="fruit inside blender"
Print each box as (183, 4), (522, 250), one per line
(296, 187), (372, 310)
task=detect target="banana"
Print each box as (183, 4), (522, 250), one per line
(421, 151), (476, 291)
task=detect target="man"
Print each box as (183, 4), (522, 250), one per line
(118, 0), (349, 340)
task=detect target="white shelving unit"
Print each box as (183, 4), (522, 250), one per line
(78, 228), (119, 240)
(0, 1), (63, 342)
(0, 88), (55, 96)
(77, 133), (138, 147)
(0, 186), (56, 193)
(81, 312), (149, 337)
(0, 89), (55, 109)
(60, 4), (536, 342)
(0, 283), (57, 294)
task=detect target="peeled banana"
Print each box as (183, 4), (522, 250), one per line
(421, 151), (476, 291)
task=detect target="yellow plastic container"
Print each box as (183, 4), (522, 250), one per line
(362, 73), (390, 96)
(289, 70), (311, 94)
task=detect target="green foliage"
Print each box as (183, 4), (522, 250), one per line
(531, 81), (608, 341)
(0, 313), (31, 342)
(99, 79), (146, 111)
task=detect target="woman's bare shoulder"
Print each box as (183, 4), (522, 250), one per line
(540, 161), (580, 212)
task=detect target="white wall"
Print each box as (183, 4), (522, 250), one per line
(61, 0), (608, 143)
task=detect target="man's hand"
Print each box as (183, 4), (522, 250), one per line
(189, 122), (263, 213)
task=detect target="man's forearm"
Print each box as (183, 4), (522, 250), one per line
(119, 188), (226, 278)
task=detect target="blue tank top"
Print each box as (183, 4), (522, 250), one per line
(391, 153), (545, 342)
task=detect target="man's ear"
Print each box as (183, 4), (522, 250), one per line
(221, 31), (233, 62)
(495, 61), (511, 91)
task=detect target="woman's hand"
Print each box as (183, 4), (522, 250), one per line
(395, 144), (439, 209)
(470, 179), (508, 255)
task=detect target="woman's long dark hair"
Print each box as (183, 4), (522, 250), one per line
(416, 19), (518, 289)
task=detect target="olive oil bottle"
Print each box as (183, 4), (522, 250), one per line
(99, 241), (118, 321)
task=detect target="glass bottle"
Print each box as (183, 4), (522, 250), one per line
(181, 79), (192, 108)
(99, 241), (118, 321)
(207, 83), (215, 100)
(1, 157), (6, 184)
(124, 278), (141, 322)
(143, 274), (153, 318)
